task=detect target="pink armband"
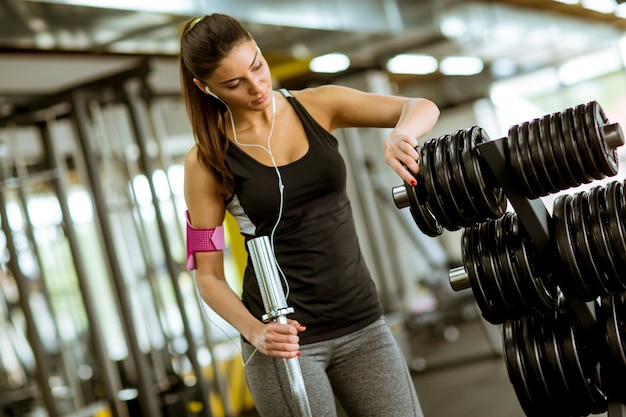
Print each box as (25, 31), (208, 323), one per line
(186, 210), (225, 271)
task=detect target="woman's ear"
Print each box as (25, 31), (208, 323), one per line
(192, 78), (207, 94)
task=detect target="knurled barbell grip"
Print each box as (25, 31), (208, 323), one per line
(449, 265), (470, 291)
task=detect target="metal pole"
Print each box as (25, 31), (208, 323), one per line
(119, 82), (214, 417)
(39, 119), (129, 417)
(246, 236), (312, 417)
(69, 89), (163, 417)
(0, 190), (61, 417)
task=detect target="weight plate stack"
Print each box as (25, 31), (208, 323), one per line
(503, 298), (607, 417)
(599, 293), (626, 404)
(553, 181), (626, 301)
(506, 101), (622, 199)
(406, 126), (507, 236)
(461, 212), (557, 324)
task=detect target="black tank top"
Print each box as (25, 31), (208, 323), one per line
(225, 89), (382, 344)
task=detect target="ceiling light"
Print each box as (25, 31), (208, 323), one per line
(553, 0), (579, 4)
(23, 0), (196, 13)
(439, 17), (467, 38)
(581, 0), (615, 13)
(440, 56), (484, 76)
(558, 48), (622, 85)
(309, 53), (350, 73)
(386, 54), (438, 75)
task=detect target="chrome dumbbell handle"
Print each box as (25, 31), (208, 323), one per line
(449, 265), (470, 291)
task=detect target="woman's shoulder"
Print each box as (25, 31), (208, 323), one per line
(290, 85), (356, 104)
(287, 85), (360, 129)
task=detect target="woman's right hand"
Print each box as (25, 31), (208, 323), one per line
(250, 319), (306, 358)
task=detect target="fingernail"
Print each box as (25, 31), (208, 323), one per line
(410, 179), (417, 187)
(296, 352), (301, 357)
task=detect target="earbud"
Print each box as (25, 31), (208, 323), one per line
(205, 86), (220, 100)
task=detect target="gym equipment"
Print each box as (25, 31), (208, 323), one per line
(0, 61), (242, 417)
(392, 126), (507, 236)
(392, 100), (626, 416)
(247, 236), (313, 417)
(454, 211), (557, 324)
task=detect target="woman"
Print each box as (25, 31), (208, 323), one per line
(180, 13), (440, 417)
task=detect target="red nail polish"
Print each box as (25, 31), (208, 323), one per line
(296, 352), (301, 357)
(410, 179), (417, 187)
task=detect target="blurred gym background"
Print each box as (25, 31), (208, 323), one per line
(0, 1), (625, 416)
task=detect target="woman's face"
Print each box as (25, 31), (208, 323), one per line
(206, 40), (273, 110)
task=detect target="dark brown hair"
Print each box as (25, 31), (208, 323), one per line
(179, 14), (252, 197)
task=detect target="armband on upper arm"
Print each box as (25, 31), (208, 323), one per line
(186, 210), (225, 271)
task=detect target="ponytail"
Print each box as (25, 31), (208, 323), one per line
(179, 14), (252, 197)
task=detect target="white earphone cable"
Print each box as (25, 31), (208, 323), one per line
(196, 90), (290, 366)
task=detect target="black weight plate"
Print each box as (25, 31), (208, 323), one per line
(570, 191), (607, 297)
(508, 214), (557, 311)
(438, 134), (476, 226)
(513, 317), (547, 416)
(540, 311), (577, 413)
(604, 294), (626, 372)
(481, 219), (516, 318)
(588, 186), (624, 292)
(573, 104), (605, 180)
(507, 123), (534, 196)
(559, 108), (594, 184)
(552, 194), (597, 301)
(584, 101), (619, 176)
(555, 306), (607, 414)
(404, 172), (443, 237)
(528, 119), (559, 195)
(476, 221), (511, 321)
(547, 111), (578, 188)
(433, 136), (465, 229)
(604, 181), (626, 266)
(521, 315), (555, 409)
(516, 122), (545, 197)
(422, 138), (459, 230)
(537, 114), (569, 191)
(503, 320), (536, 416)
(468, 127), (507, 218)
(501, 213), (547, 315)
(463, 226), (503, 324)
(494, 213), (530, 316)
(600, 295), (626, 403)
(448, 129), (481, 222)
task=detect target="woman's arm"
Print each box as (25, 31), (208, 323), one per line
(184, 147), (304, 358)
(295, 85), (440, 184)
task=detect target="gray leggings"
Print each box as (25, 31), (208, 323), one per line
(242, 317), (424, 417)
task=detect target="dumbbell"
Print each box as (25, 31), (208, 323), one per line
(392, 126), (507, 237)
(503, 296), (607, 417)
(507, 101), (623, 199)
(449, 212), (557, 324)
(553, 180), (626, 301)
(392, 101), (623, 236)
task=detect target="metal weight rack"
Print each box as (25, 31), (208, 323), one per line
(392, 100), (626, 417)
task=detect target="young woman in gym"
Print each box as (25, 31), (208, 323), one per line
(180, 13), (439, 416)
